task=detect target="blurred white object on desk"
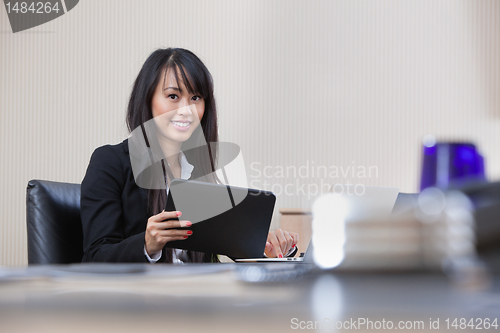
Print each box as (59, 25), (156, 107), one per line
(311, 187), (477, 271)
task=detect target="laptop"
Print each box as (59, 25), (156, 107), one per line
(329, 184), (400, 220)
(234, 248), (308, 263)
(235, 185), (399, 263)
(166, 179), (276, 259)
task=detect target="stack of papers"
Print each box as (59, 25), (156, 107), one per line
(338, 213), (476, 270)
(312, 190), (477, 271)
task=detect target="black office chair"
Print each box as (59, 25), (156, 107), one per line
(26, 180), (83, 264)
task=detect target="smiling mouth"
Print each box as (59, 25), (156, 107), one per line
(171, 121), (191, 128)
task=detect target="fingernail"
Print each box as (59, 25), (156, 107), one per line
(176, 211), (182, 217)
(279, 254), (283, 258)
(180, 221), (191, 227)
(183, 236), (188, 239)
(292, 244), (296, 248)
(187, 231), (193, 235)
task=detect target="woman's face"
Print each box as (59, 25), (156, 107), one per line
(151, 68), (205, 145)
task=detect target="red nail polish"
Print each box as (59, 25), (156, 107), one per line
(187, 231), (193, 235)
(183, 236), (188, 239)
(292, 244), (296, 248)
(176, 211), (182, 217)
(279, 254), (283, 258)
(185, 222), (192, 227)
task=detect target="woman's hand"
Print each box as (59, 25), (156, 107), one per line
(145, 210), (192, 256)
(264, 229), (299, 258)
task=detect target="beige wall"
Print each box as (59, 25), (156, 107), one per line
(1, 0), (499, 266)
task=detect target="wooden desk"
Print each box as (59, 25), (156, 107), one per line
(279, 208), (312, 256)
(0, 264), (497, 332)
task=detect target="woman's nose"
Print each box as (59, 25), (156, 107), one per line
(176, 103), (193, 116)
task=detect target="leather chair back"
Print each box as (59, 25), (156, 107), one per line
(26, 180), (83, 264)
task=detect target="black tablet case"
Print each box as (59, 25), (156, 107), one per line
(166, 179), (276, 259)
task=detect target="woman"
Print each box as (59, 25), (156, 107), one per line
(81, 48), (298, 263)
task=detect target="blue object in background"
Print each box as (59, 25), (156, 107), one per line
(420, 139), (486, 191)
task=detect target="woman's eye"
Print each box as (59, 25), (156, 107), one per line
(192, 95), (202, 101)
(168, 94), (178, 100)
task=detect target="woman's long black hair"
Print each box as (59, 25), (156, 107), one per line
(126, 48), (219, 263)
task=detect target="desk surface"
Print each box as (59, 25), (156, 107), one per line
(0, 263), (498, 332)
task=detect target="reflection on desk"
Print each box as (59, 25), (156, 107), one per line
(0, 263), (498, 332)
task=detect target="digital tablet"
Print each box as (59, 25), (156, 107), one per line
(166, 179), (276, 259)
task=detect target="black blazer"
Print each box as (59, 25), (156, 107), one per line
(81, 139), (295, 262)
(81, 139), (201, 263)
